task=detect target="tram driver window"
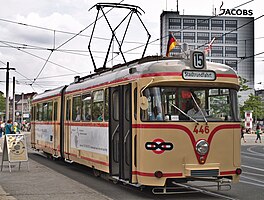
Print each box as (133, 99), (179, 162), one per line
(141, 87), (164, 121)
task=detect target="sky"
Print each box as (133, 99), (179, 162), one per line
(0, 0), (263, 96)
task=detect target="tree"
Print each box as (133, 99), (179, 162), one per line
(240, 94), (264, 121)
(239, 76), (251, 92)
(0, 91), (5, 113)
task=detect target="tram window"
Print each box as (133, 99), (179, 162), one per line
(141, 87), (239, 122)
(125, 89), (130, 121)
(66, 98), (71, 121)
(104, 89), (109, 121)
(113, 90), (119, 121)
(134, 88), (137, 120)
(82, 93), (91, 121)
(31, 105), (35, 121)
(142, 87), (163, 121)
(72, 96), (81, 121)
(37, 103), (42, 121)
(92, 90), (104, 122)
(47, 102), (53, 121)
(53, 101), (58, 121)
(43, 103), (48, 121)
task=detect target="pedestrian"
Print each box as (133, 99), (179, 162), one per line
(0, 121), (3, 137)
(241, 127), (246, 143)
(255, 125), (262, 143)
(5, 119), (14, 134)
(13, 122), (20, 133)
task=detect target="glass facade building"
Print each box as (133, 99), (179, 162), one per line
(160, 11), (254, 104)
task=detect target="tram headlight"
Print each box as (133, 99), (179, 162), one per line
(196, 140), (209, 156)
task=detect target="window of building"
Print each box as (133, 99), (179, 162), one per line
(225, 46), (237, 57)
(211, 19), (223, 30)
(169, 18), (181, 29)
(225, 20), (237, 31)
(183, 18), (195, 30)
(211, 33), (223, 44)
(197, 19), (209, 30)
(183, 32), (195, 43)
(211, 46), (223, 57)
(225, 33), (237, 44)
(197, 32), (209, 43)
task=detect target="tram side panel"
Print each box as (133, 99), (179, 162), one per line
(31, 97), (62, 157)
(63, 91), (110, 173)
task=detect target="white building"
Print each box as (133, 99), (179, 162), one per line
(160, 11), (254, 104)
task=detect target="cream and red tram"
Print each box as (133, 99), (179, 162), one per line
(31, 51), (241, 192)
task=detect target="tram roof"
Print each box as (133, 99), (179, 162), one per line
(65, 55), (238, 94)
(32, 85), (66, 102)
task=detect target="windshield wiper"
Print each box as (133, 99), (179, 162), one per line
(191, 94), (208, 124)
(169, 102), (199, 124)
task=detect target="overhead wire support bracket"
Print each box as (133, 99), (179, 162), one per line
(88, 3), (151, 72)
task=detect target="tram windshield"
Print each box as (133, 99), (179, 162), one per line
(141, 87), (239, 122)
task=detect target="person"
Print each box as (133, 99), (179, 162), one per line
(75, 106), (81, 121)
(187, 98), (207, 118)
(13, 122), (20, 134)
(0, 121), (3, 137)
(5, 119), (14, 134)
(246, 128), (252, 134)
(255, 125), (262, 143)
(241, 127), (246, 143)
(150, 106), (163, 121)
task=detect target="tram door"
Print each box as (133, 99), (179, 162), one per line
(109, 84), (132, 181)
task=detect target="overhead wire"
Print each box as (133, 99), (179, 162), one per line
(0, 40), (81, 74)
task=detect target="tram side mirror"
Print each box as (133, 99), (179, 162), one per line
(140, 96), (148, 110)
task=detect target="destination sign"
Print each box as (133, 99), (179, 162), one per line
(182, 70), (216, 80)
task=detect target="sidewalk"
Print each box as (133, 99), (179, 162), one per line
(0, 136), (112, 200)
(241, 133), (263, 145)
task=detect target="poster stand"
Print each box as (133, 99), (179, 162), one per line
(1, 134), (29, 172)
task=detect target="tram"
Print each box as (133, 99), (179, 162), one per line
(31, 50), (242, 193)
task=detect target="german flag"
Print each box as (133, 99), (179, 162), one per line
(166, 33), (177, 57)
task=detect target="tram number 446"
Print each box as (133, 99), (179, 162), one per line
(193, 125), (210, 134)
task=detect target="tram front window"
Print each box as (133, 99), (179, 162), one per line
(141, 87), (239, 122)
